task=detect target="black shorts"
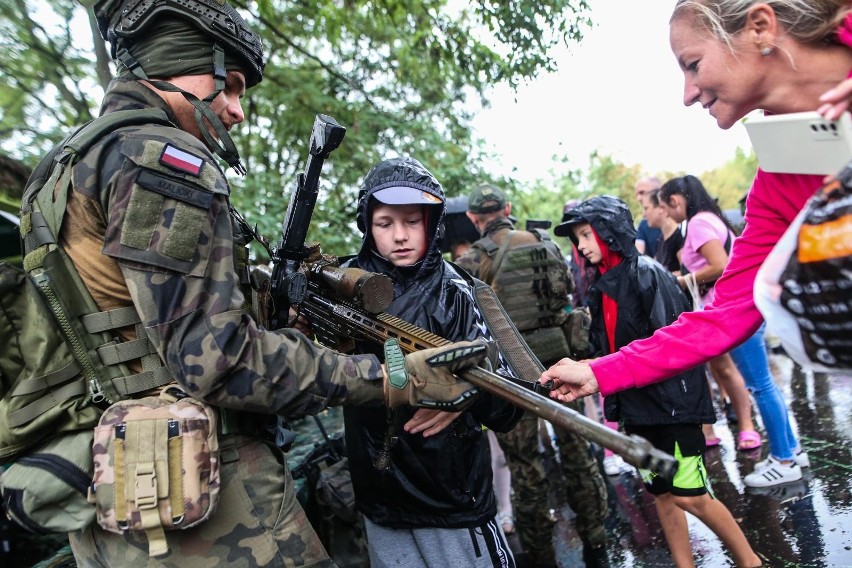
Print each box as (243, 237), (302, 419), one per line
(625, 423), (710, 497)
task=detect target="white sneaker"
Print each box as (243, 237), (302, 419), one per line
(744, 456), (803, 488)
(603, 454), (625, 476)
(754, 450), (810, 471)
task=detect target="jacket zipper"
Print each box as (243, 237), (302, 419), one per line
(17, 453), (91, 496)
(33, 270), (106, 404)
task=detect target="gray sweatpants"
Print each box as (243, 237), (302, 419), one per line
(364, 516), (515, 568)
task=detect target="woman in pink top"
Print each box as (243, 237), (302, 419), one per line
(541, 0), (852, 473)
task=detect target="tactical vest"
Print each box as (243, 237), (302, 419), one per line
(473, 228), (573, 366)
(0, 109), (180, 460)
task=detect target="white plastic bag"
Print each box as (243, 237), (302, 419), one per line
(754, 177), (852, 372)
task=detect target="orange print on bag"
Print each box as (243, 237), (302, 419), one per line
(797, 215), (852, 263)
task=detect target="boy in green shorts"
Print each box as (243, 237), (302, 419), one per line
(553, 196), (760, 568)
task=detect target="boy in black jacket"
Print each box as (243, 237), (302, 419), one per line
(342, 157), (521, 568)
(551, 196), (760, 568)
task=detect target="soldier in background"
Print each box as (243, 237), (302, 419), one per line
(456, 184), (610, 568)
(60, 1), (485, 565)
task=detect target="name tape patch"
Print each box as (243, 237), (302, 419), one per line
(136, 170), (213, 209)
(160, 144), (204, 176)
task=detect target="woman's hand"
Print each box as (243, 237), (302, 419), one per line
(403, 409), (461, 437)
(818, 79), (852, 120)
(539, 358), (600, 402)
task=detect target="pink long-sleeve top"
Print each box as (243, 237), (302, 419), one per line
(591, 169), (823, 396)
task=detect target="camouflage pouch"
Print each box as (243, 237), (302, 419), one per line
(91, 386), (219, 557)
(0, 429), (95, 533)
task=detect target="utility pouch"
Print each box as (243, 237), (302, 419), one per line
(520, 326), (571, 368)
(0, 429), (95, 533)
(561, 306), (592, 360)
(91, 386), (220, 557)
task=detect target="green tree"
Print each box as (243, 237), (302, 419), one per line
(698, 147), (758, 211)
(509, 155), (584, 231)
(0, 0), (592, 258)
(585, 151), (642, 215)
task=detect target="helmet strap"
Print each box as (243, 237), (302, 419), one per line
(114, 44), (246, 175)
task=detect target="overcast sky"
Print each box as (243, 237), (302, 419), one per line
(471, 2), (756, 184)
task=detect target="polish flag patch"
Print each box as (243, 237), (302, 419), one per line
(160, 144), (204, 176)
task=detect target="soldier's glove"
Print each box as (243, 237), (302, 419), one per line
(383, 339), (486, 411)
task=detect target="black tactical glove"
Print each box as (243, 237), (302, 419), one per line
(383, 339), (486, 411)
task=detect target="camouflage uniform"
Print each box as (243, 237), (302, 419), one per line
(65, 79), (384, 567)
(457, 216), (608, 567)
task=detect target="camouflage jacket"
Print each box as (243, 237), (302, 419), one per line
(60, 78), (384, 417)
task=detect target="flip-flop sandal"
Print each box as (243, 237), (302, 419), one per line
(705, 436), (722, 448)
(737, 430), (763, 451)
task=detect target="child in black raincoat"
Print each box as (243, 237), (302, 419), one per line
(554, 195), (760, 568)
(342, 157), (521, 568)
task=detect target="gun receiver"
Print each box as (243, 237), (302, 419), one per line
(297, 269), (677, 479)
(269, 114), (346, 330)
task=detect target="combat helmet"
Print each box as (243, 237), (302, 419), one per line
(94, 0), (266, 173)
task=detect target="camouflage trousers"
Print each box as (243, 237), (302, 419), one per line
(69, 434), (334, 568)
(496, 401), (608, 567)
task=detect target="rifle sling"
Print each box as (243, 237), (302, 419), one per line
(471, 279), (547, 384)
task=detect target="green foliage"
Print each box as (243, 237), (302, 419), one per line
(697, 147), (758, 211)
(0, 0), (100, 164)
(228, 0), (592, 259)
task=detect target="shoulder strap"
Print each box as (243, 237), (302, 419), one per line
(23, 109), (173, 254)
(472, 235), (499, 256)
(27, 109), (173, 245)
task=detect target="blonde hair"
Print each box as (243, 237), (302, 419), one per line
(672, 0), (852, 49)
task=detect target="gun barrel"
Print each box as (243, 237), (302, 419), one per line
(462, 367), (677, 478)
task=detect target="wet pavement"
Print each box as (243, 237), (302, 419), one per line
(542, 353), (852, 568)
(4, 351), (851, 567)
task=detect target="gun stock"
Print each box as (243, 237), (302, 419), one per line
(298, 274), (677, 479)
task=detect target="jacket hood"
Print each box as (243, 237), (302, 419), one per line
(554, 195), (637, 258)
(355, 157), (446, 278)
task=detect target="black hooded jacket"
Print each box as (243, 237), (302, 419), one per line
(559, 196), (715, 426)
(342, 157), (522, 529)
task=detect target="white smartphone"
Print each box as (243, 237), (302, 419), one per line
(743, 111), (852, 175)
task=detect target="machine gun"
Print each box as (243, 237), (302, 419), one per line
(267, 114), (676, 478)
(293, 258), (677, 478)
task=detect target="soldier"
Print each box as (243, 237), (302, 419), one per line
(61, 1), (485, 565)
(456, 184), (610, 568)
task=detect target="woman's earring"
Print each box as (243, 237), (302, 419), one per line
(760, 46), (774, 56)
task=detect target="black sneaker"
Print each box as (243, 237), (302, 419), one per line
(582, 541), (611, 568)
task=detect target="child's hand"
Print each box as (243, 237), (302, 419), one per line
(539, 359), (599, 402)
(404, 408), (461, 437)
